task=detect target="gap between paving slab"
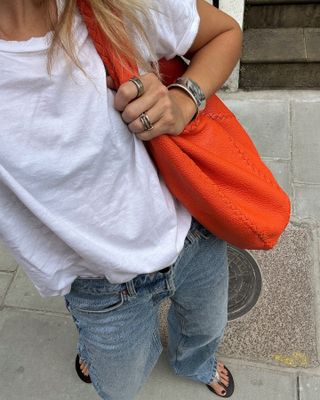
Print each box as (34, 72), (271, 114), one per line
(0, 308), (302, 400)
(0, 272), (13, 306)
(0, 309), (99, 400)
(0, 241), (18, 272)
(4, 268), (68, 314)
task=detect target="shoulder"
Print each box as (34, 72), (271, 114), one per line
(146, 0), (198, 22)
(136, 0), (200, 60)
(150, 0), (196, 12)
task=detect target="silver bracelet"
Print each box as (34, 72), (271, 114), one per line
(167, 77), (206, 121)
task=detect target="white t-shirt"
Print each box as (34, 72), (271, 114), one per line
(0, 0), (200, 296)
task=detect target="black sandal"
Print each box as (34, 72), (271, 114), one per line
(206, 365), (234, 398)
(75, 354), (92, 384)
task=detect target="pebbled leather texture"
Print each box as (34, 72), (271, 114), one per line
(77, 0), (291, 250)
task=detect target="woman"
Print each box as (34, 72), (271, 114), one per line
(0, 0), (242, 398)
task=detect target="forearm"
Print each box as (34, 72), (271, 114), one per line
(168, 1), (243, 124)
(116, 1), (243, 137)
(184, 25), (243, 98)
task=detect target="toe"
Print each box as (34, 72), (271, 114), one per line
(210, 381), (227, 397)
(217, 363), (229, 384)
(219, 370), (229, 384)
(219, 375), (229, 387)
(80, 361), (89, 376)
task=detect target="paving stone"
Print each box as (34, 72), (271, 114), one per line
(223, 99), (290, 158)
(218, 224), (319, 367)
(294, 184), (320, 221)
(292, 101), (320, 184)
(137, 353), (217, 400)
(262, 158), (292, 196)
(0, 272), (13, 305)
(0, 307), (298, 400)
(138, 355), (298, 400)
(242, 28), (306, 63)
(4, 268), (68, 314)
(159, 225), (319, 368)
(0, 309), (99, 400)
(299, 374), (320, 400)
(214, 360), (297, 400)
(305, 29), (320, 62)
(0, 241), (17, 272)
(240, 63), (320, 90)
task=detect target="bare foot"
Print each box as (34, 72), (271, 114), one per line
(79, 360), (90, 377)
(208, 362), (230, 397)
(75, 354), (91, 384)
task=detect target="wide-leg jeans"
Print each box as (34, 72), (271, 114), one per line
(65, 219), (229, 400)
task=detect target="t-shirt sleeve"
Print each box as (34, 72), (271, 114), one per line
(134, 0), (200, 61)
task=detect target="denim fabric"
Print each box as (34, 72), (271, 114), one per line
(64, 219), (228, 400)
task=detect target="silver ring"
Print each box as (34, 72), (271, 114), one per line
(129, 77), (145, 99)
(139, 112), (154, 131)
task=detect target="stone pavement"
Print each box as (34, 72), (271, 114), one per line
(1, 262), (320, 400)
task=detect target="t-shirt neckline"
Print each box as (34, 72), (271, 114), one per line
(0, 32), (52, 53)
(0, 0), (63, 53)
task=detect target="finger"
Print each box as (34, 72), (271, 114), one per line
(128, 106), (162, 134)
(135, 119), (182, 141)
(121, 83), (168, 124)
(135, 125), (161, 141)
(106, 76), (117, 90)
(134, 115), (176, 142)
(114, 81), (138, 112)
(133, 105), (184, 141)
(119, 73), (166, 119)
(114, 74), (153, 112)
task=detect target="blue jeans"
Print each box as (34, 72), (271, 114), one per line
(65, 219), (228, 400)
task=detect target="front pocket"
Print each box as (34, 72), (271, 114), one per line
(69, 290), (127, 315)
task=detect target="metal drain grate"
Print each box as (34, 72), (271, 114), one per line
(227, 245), (262, 321)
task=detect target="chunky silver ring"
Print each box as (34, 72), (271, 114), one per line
(139, 112), (154, 131)
(129, 77), (145, 99)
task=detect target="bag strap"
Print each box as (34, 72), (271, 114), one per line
(77, 0), (138, 88)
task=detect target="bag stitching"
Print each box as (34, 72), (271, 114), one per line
(205, 112), (279, 188)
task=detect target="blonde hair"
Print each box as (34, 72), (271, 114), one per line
(48, 0), (156, 73)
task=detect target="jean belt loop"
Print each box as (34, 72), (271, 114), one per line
(165, 265), (175, 294)
(126, 279), (136, 297)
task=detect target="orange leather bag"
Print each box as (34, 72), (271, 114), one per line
(78, 0), (291, 250)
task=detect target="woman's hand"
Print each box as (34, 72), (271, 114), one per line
(108, 73), (197, 141)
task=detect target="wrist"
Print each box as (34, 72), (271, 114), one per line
(168, 77), (206, 121)
(168, 88), (198, 126)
